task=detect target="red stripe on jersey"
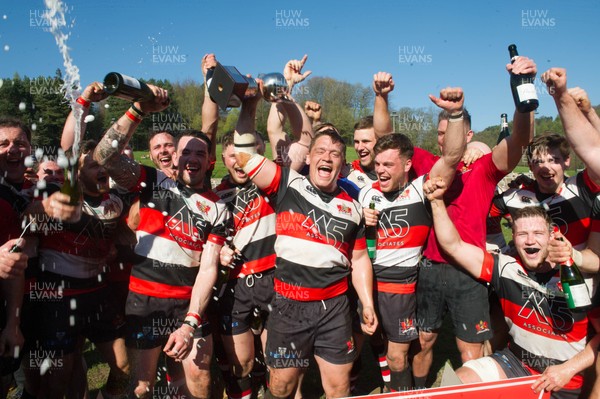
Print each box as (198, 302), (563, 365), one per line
(239, 254), (276, 276)
(376, 281), (416, 294)
(354, 236), (366, 251)
(488, 202), (505, 218)
(129, 275), (192, 299)
(274, 277), (348, 301)
(563, 217), (591, 247)
(264, 166), (281, 196)
(500, 298), (588, 342)
(377, 225), (430, 250)
(583, 168), (600, 194)
(479, 251), (494, 282)
(276, 211), (352, 256)
(208, 233), (226, 246)
(137, 208), (205, 252)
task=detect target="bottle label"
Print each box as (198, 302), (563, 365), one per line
(563, 282), (592, 309)
(121, 74), (141, 90)
(517, 83), (538, 102)
(366, 239), (376, 260)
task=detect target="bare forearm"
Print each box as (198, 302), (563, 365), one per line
(189, 243), (220, 316)
(201, 93), (219, 161)
(374, 95), (393, 138)
(61, 108), (90, 151)
(1, 277), (23, 327)
(351, 252), (375, 309)
(555, 94), (600, 167)
(94, 122), (141, 189)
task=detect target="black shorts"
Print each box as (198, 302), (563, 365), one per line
(0, 304), (20, 376)
(29, 274), (123, 355)
(266, 294), (357, 368)
(125, 291), (210, 350)
(416, 260), (492, 342)
(218, 269), (275, 335)
(376, 291), (418, 343)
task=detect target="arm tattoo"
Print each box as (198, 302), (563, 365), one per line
(94, 127), (141, 190)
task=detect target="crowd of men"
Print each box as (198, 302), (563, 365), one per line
(1, 51), (600, 399)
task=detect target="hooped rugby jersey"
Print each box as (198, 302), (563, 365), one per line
(214, 178), (276, 278)
(359, 175), (431, 294)
(248, 163), (366, 301)
(129, 166), (230, 299)
(481, 252), (588, 389)
(346, 159), (378, 190)
(489, 170), (600, 251)
(37, 186), (125, 280)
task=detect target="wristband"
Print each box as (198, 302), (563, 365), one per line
(448, 110), (464, 122)
(186, 312), (201, 323)
(76, 97), (91, 108)
(125, 109), (143, 124)
(182, 319), (198, 330)
(130, 103), (147, 117)
(234, 132), (257, 155)
(572, 248), (584, 267)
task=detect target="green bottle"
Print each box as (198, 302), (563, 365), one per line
(60, 157), (81, 205)
(558, 238), (591, 312)
(366, 201), (377, 261)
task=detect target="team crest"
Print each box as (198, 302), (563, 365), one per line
(475, 320), (490, 334)
(346, 336), (355, 354)
(196, 200), (211, 214)
(398, 188), (411, 200)
(337, 204), (352, 215)
(400, 318), (416, 333)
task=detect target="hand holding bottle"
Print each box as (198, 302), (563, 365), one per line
(134, 84), (170, 115)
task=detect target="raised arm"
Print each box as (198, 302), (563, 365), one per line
(236, 83), (279, 189)
(201, 54), (219, 164)
(93, 84), (169, 189)
(492, 56), (536, 173)
(372, 72), (395, 139)
(61, 82), (108, 151)
(542, 68), (600, 183)
(424, 179), (486, 277)
(428, 87), (467, 186)
(304, 101), (322, 127)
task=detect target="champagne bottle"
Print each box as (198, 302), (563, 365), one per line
(497, 113), (510, 145)
(103, 72), (155, 102)
(250, 307), (263, 336)
(366, 201), (377, 261)
(508, 44), (539, 113)
(60, 157), (81, 206)
(558, 238), (591, 312)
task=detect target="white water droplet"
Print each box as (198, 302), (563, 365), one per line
(70, 298), (77, 310)
(162, 211), (168, 216)
(36, 180), (47, 190)
(69, 315), (75, 326)
(104, 103), (110, 109)
(57, 155), (69, 169)
(3, 44), (9, 52)
(35, 148), (44, 160)
(2, 15), (7, 20)
(84, 115), (95, 123)
(40, 358), (52, 375)
(291, 342), (296, 350)
(148, 202), (155, 208)
(140, 182), (147, 188)
(111, 139), (119, 148)
(24, 156), (34, 168)
(18, 102), (26, 111)
(31, 123), (37, 131)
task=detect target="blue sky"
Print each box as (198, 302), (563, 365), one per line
(1, 0), (599, 131)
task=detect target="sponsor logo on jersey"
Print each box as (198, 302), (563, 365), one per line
(337, 204), (352, 215)
(196, 200), (211, 215)
(305, 184), (318, 196)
